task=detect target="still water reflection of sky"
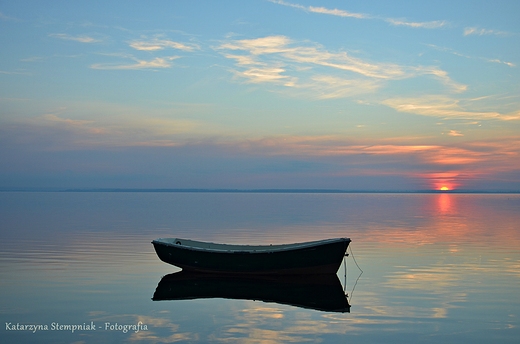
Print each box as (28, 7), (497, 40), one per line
(1, 192), (519, 343)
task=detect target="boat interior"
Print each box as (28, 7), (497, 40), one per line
(154, 237), (349, 253)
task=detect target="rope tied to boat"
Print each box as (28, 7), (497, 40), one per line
(344, 244), (363, 303)
(349, 244), (363, 274)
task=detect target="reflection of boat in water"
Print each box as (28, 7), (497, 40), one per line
(152, 271), (350, 313)
(151, 237), (351, 274)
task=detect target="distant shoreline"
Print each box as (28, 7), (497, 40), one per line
(1, 188), (519, 194)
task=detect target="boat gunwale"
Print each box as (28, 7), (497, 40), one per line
(152, 237), (350, 254)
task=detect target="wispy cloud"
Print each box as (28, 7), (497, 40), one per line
(49, 33), (101, 43)
(219, 35), (463, 98)
(220, 35), (290, 56)
(234, 65), (291, 84)
(129, 37), (199, 52)
(425, 44), (516, 68)
(269, 0), (367, 19)
(487, 59), (516, 67)
(304, 75), (381, 99)
(418, 67), (467, 93)
(447, 130), (464, 137)
(42, 114), (94, 126)
(7, 110), (202, 149)
(270, 0), (448, 29)
(90, 56), (180, 70)
(20, 56), (45, 62)
(386, 18), (447, 29)
(0, 70), (31, 76)
(0, 11), (19, 21)
(383, 95), (520, 121)
(464, 27), (512, 36)
(220, 35), (391, 97)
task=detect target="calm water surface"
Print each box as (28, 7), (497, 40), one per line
(1, 192), (519, 343)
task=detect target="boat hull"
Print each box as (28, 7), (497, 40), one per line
(152, 238), (350, 275)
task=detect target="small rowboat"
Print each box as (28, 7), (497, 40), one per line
(151, 237), (351, 275)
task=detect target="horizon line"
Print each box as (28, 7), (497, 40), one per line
(1, 187), (520, 194)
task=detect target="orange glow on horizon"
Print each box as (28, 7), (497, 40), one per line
(423, 172), (461, 192)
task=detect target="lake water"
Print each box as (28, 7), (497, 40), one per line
(1, 192), (519, 343)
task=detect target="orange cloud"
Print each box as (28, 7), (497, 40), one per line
(229, 135), (520, 190)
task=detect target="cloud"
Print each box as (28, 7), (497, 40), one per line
(221, 135), (520, 190)
(235, 66), (290, 84)
(3, 113), (520, 190)
(220, 36), (389, 97)
(220, 35), (291, 55)
(464, 27), (511, 36)
(422, 67), (467, 93)
(0, 11), (19, 21)
(21, 56), (45, 62)
(383, 95), (520, 121)
(220, 36), (452, 80)
(42, 113), (94, 126)
(270, 0), (448, 29)
(12, 110), (515, 167)
(386, 19), (447, 29)
(90, 119), (191, 146)
(49, 33), (101, 43)
(425, 44), (516, 68)
(0, 70), (31, 76)
(219, 35), (463, 98)
(269, 0), (367, 19)
(129, 37), (199, 51)
(284, 47), (407, 80)
(487, 59), (516, 67)
(303, 75), (381, 99)
(0, 106), (205, 151)
(307, 6), (364, 18)
(447, 130), (464, 137)
(90, 56), (180, 70)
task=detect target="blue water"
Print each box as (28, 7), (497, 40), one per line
(1, 192), (519, 343)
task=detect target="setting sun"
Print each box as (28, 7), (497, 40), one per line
(440, 186), (450, 191)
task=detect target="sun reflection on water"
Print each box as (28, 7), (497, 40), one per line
(437, 192), (453, 214)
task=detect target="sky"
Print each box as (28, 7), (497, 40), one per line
(1, 0), (520, 191)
